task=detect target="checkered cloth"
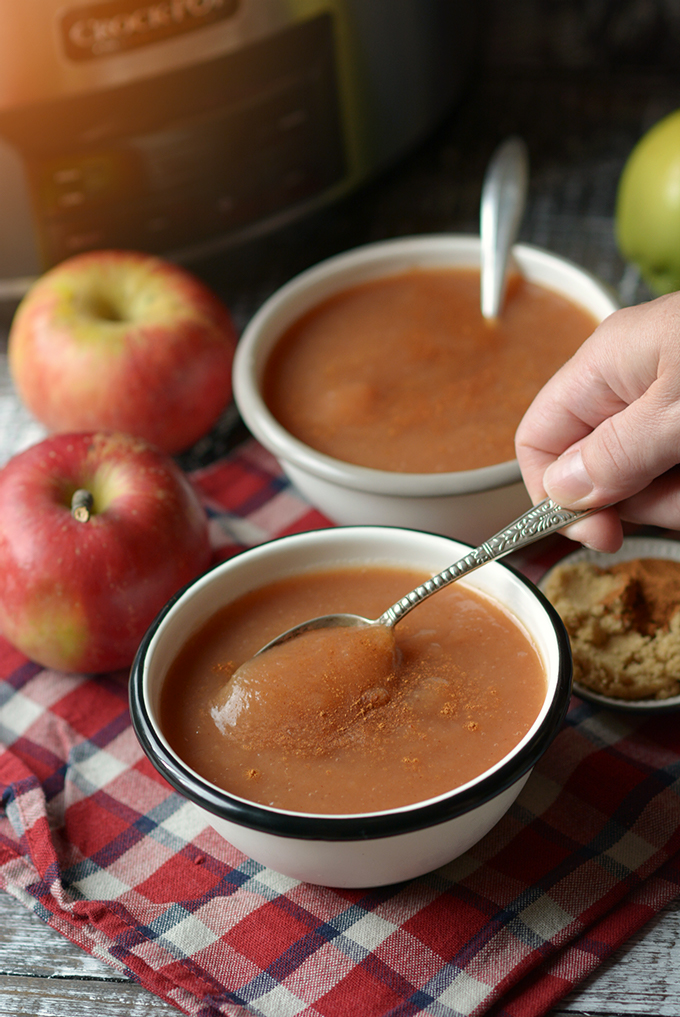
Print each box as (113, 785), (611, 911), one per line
(1, 438), (680, 1017)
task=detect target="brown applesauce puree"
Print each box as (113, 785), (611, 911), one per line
(160, 565), (546, 814)
(263, 268), (597, 473)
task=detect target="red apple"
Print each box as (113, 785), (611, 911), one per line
(0, 431), (212, 673)
(8, 250), (237, 455)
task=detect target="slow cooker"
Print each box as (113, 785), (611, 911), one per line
(0, 0), (480, 296)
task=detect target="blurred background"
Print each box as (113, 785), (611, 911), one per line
(0, 0), (677, 466)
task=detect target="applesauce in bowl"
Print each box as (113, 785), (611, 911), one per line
(233, 235), (618, 543)
(130, 525), (572, 887)
(262, 267), (596, 474)
(160, 563), (547, 814)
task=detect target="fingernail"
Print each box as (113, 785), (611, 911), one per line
(543, 448), (594, 505)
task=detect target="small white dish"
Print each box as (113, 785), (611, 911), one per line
(539, 535), (680, 713)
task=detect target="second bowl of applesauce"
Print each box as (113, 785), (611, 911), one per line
(233, 234), (618, 543)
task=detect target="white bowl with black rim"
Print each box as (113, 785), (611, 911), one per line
(129, 525), (572, 887)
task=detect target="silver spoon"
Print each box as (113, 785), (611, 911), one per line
(480, 136), (529, 320)
(252, 498), (598, 658)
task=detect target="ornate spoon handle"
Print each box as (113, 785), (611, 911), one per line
(379, 498), (595, 627)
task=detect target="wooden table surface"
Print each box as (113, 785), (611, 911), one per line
(1, 4), (679, 1014)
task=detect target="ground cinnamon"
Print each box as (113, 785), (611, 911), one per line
(600, 558), (680, 636)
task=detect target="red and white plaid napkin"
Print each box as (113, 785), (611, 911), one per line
(2, 438), (680, 1017)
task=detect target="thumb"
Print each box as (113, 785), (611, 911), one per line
(542, 383), (680, 509)
(542, 446), (595, 505)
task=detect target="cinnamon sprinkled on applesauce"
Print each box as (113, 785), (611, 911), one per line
(160, 565), (546, 813)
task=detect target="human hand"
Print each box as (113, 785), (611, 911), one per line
(515, 290), (680, 551)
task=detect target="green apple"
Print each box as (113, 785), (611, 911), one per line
(615, 108), (680, 295)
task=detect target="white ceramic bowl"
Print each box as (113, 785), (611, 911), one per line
(233, 234), (619, 545)
(130, 525), (572, 887)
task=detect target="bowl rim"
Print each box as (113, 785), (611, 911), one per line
(232, 233), (618, 497)
(129, 526), (573, 842)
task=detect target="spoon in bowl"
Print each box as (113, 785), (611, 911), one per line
(248, 498), (598, 662)
(213, 499), (603, 733)
(480, 136), (529, 320)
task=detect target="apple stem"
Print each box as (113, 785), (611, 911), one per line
(71, 488), (94, 522)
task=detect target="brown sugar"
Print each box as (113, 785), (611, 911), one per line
(543, 557), (680, 700)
